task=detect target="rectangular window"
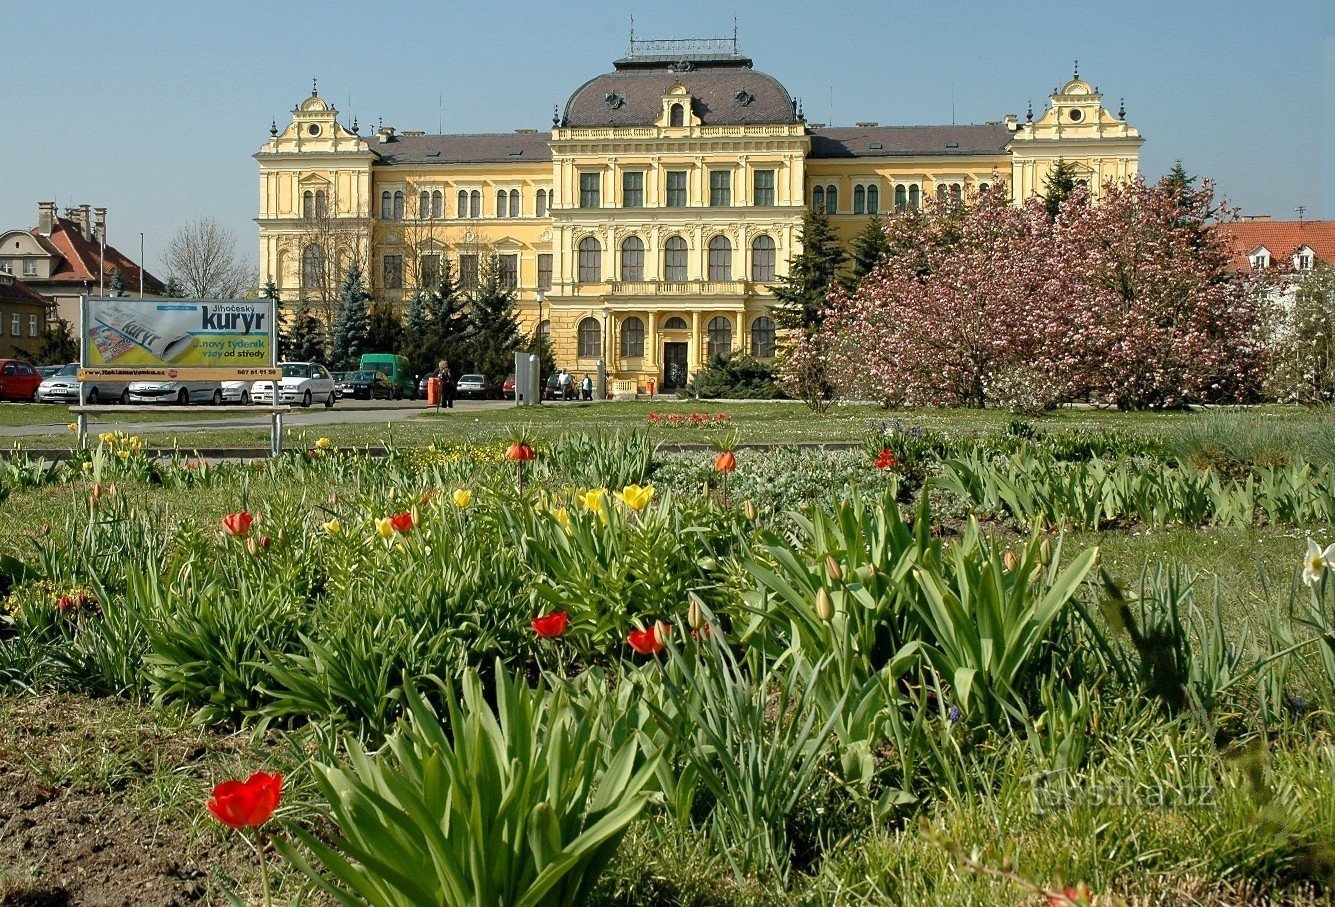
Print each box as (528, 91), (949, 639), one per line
(420, 254), (440, 289)
(709, 170), (731, 207)
(459, 254), (479, 291)
(498, 254), (519, 290)
(579, 172), (601, 209)
(22, 259), (37, 276)
(10, 314), (19, 336)
(666, 171), (687, 207)
(0, 261), (10, 274)
(753, 169), (775, 206)
(28, 314), (38, 337)
(382, 255), (403, 289)
(622, 171), (643, 207)
(537, 253), (552, 290)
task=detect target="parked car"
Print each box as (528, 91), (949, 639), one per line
(35, 363), (100, 404)
(358, 353), (415, 399)
(220, 380), (252, 404)
(128, 380), (223, 405)
(330, 371), (347, 399)
(543, 375), (562, 400)
(337, 370), (395, 400)
(0, 359), (45, 402)
(37, 365), (62, 379)
(455, 374), (492, 400)
(78, 371), (133, 405)
(251, 362), (336, 407)
(502, 374), (517, 399)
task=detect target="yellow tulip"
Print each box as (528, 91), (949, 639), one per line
(98, 432), (115, 444)
(550, 507), (570, 529)
(374, 517), (395, 539)
(615, 483), (654, 512)
(67, 422), (78, 432)
(316, 436), (332, 450)
(578, 488), (606, 513)
(323, 518), (342, 535)
(452, 488), (472, 509)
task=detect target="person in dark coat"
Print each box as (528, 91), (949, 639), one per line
(437, 360), (455, 408)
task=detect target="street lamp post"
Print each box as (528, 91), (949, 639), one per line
(139, 233), (145, 297)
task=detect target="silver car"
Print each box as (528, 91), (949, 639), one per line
(36, 363), (130, 405)
(128, 380), (223, 405)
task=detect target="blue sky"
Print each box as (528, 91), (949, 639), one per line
(2, 0), (1327, 274)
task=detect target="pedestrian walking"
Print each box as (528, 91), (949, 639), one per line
(438, 360), (455, 409)
(581, 373), (592, 401)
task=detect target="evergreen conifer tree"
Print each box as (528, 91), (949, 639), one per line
(366, 300), (403, 354)
(260, 278), (289, 360)
(329, 261), (370, 368)
(466, 255), (522, 388)
(845, 213), (893, 290)
(288, 299), (326, 364)
(164, 276), (186, 298)
(34, 317), (78, 365)
(427, 260), (471, 369)
(770, 208), (847, 331)
(107, 267), (124, 297)
(1042, 158), (1080, 218)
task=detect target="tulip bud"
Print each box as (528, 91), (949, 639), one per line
(688, 598), (704, 631)
(856, 564), (876, 584)
(258, 535), (272, 549)
(653, 620), (670, 646)
(1038, 538), (1053, 566)
(815, 587), (835, 621)
(742, 500), (757, 521)
(1002, 550), (1019, 573)
(329, 491), (340, 506)
(825, 556), (843, 583)
(246, 536), (259, 556)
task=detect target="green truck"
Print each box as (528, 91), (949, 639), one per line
(357, 353), (416, 399)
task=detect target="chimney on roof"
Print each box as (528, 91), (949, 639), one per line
(377, 125), (397, 143)
(78, 204), (93, 242)
(93, 208), (107, 246)
(1003, 113), (1018, 131)
(37, 202), (55, 236)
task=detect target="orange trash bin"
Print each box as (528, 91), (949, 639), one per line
(427, 376), (442, 406)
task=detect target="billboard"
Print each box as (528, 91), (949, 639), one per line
(79, 297), (279, 381)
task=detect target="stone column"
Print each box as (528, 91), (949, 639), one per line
(689, 309), (701, 373)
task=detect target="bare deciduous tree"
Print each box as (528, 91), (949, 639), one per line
(165, 218), (256, 298)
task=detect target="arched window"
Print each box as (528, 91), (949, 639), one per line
(301, 244), (324, 289)
(1075, 178), (1089, 190)
(812, 186), (825, 212)
(908, 185), (920, 211)
(706, 315), (733, 358)
(620, 315), (645, 357)
(496, 190), (508, 218)
(469, 190), (481, 218)
(978, 182), (990, 194)
(578, 317), (601, 357)
(620, 236), (644, 282)
(536, 189), (548, 217)
(664, 236), (688, 281)
(853, 185), (866, 215)
(419, 190), (431, 219)
(393, 190), (405, 219)
(509, 189), (520, 217)
(431, 190), (443, 218)
(751, 316), (776, 358)
(380, 191), (393, 219)
(457, 190), (468, 218)
(895, 185), (907, 212)
(707, 236), (732, 281)
(315, 189), (328, 217)
(866, 184), (879, 214)
(825, 185), (838, 213)
(751, 235), (776, 282)
(302, 190), (315, 219)
(950, 183), (962, 201)
(669, 103), (684, 127)
(937, 184), (949, 202)
(663, 316), (688, 330)
(577, 236), (602, 283)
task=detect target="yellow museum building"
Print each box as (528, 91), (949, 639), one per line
(255, 38), (1141, 391)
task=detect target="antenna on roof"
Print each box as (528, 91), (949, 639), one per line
(1073, 59), (1079, 80)
(312, 77), (318, 97)
(733, 15), (738, 53)
(439, 95), (443, 134)
(628, 15), (634, 56)
(1296, 205), (1307, 224)
(951, 82), (956, 125)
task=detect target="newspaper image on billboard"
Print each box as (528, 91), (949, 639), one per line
(80, 297), (276, 379)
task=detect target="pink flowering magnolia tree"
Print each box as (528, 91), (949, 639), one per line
(806, 178), (1261, 410)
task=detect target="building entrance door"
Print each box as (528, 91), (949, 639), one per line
(662, 342), (689, 389)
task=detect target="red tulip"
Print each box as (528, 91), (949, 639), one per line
(388, 512), (416, 533)
(531, 610), (569, 638)
(222, 512), (254, 536)
(506, 442), (536, 462)
(714, 451), (736, 474)
(207, 771), (282, 830)
(628, 622), (668, 655)
(874, 450), (897, 469)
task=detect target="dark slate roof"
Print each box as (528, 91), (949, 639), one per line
(372, 132), (552, 165)
(564, 58), (795, 128)
(0, 275), (53, 309)
(808, 124), (1013, 158)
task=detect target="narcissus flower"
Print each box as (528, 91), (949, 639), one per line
(1303, 538), (1335, 586)
(627, 622), (668, 655)
(452, 488), (472, 509)
(222, 512), (254, 536)
(615, 483), (654, 511)
(714, 450), (736, 473)
(207, 771), (282, 830)
(315, 437), (332, 450)
(531, 610), (569, 638)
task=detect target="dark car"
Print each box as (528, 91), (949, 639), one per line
(337, 370), (395, 400)
(454, 373), (492, 399)
(0, 359), (42, 401)
(330, 371), (347, 399)
(502, 374), (516, 400)
(543, 375), (562, 400)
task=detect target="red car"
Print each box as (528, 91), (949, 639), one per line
(502, 374), (516, 399)
(0, 359), (41, 401)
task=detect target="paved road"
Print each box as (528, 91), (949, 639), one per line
(0, 399), (512, 437)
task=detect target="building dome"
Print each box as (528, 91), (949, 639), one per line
(563, 51), (796, 128)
